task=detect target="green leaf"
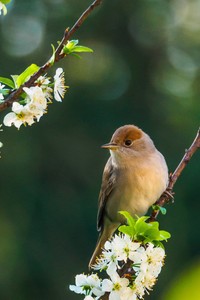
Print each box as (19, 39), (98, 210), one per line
(62, 46), (70, 55)
(72, 45), (93, 53)
(70, 53), (82, 59)
(49, 44), (56, 66)
(1, 0), (11, 4)
(16, 64), (40, 87)
(134, 216), (150, 234)
(149, 221), (159, 231)
(143, 228), (160, 242)
(158, 230), (171, 241)
(11, 75), (19, 89)
(117, 211), (171, 244)
(66, 39), (79, 50)
(159, 206), (167, 215)
(153, 240), (165, 249)
(119, 211), (136, 227)
(134, 223), (157, 242)
(0, 77), (15, 89)
(63, 40), (79, 54)
(152, 205), (167, 215)
(62, 40), (93, 56)
(118, 225), (134, 237)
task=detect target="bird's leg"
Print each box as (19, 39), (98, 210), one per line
(160, 172), (175, 203)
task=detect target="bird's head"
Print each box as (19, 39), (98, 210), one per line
(101, 125), (155, 164)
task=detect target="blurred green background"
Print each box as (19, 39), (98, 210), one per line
(0, 0), (199, 299)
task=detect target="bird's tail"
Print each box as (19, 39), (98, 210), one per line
(88, 232), (106, 269)
(88, 222), (118, 269)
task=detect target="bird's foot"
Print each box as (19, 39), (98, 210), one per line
(163, 189), (175, 203)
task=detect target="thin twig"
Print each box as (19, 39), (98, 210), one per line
(0, 0), (102, 112)
(55, 0), (102, 61)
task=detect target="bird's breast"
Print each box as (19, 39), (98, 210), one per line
(105, 152), (168, 223)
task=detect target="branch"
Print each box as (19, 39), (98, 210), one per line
(0, 0), (102, 112)
(55, 0), (102, 61)
(150, 127), (200, 221)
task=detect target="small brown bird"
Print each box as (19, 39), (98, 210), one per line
(89, 125), (168, 268)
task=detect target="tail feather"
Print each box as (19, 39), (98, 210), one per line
(89, 232), (107, 269)
(88, 222), (119, 269)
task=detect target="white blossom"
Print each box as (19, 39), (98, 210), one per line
(92, 234), (141, 275)
(70, 235), (166, 300)
(131, 243), (165, 296)
(121, 287), (137, 300)
(134, 243), (165, 277)
(36, 75), (53, 102)
(24, 86), (47, 122)
(23, 86), (47, 110)
(69, 273), (104, 298)
(92, 240), (119, 275)
(3, 102), (35, 129)
(0, 2), (7, 15)
(135, 271), (156, 294)
(3, 86), (48, 129)
(86, 274), (104, 297)
(69, 274), (88, 295)
(53, 67), (68, 102)
(111, 234), (141, 262)
(132, 281), (145, 299)
(102, 272), (129, 300)
(2, 69), (68, 130)
(84, 296), (95, 300)
(36, 75), (50, 87)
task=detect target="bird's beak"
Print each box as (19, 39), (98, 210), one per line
(101, 142), (119, 150)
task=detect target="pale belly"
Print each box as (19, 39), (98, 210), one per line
(105, 163), (168, 223)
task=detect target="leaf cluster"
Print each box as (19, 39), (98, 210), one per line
(0, 39), (93, 97)
(0, 64), (39, 89)
(118, 211), (171, 247)
(62, 39), (93, 58)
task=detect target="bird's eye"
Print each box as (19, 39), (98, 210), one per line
(124, 139), (132, 146)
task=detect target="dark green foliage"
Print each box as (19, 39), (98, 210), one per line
(118, 211), (171, 246)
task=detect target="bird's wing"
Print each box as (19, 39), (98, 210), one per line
(97, 157), (116, 231)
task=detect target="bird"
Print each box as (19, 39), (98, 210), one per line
(89, 124), (168, 268)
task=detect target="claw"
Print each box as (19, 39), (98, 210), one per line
(163, 189), (175, 203)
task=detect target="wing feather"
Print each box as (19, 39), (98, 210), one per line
(97, 157), (116, 231)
